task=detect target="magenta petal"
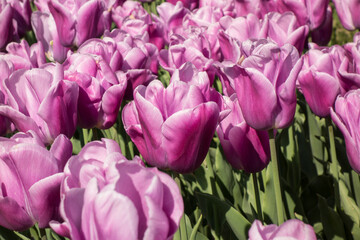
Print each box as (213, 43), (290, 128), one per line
(76, 0), (102, 46)
(236, 67), (277, 130)
(142, 197), (169, 239)
(38, 80), (79, 140)
(9, 143), (59, 190)
(0, 105), (44, 140)
(0, 197), (34, 231)
(299, 70), (340, 117)
(122, 102), (148, 161)
(161, 102), (219, 173)
(134, 85), (164, 149)
(151, 169), (183, 237)
(48, 0), (76, 46)
(50, 134), (73, 170)
(91, 190), (139, 240)
(61, 188), (85, 240)
(0, 5), (13, 50)
(98, 82), (127, 129)
(28, 173), (63, 227)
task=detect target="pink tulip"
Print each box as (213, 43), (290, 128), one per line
(63, 52), (127, 129)
(34, 0), (113, 49)
(217, 94), (270, 172)
(0, 132), (72, 230)
(266, 11), (309, 53)
(50, 139), (183, 240)
(0, 64), (78, 144)
(249, 219), (317, 240)
(235, 39), (302, 130)
(333, 0), (360, 30)
(331, 90), (360, 173)
(298, 44), (360, 117)
(122, 80), (219, 173)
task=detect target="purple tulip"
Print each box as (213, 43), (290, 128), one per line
(266, 11), (309, 53)
(333, 0), (360, 30)
(0, 40), (46, 70)
(159, 32), (215, 83)
(0, 0), (31, 50)
(310, 5), (333, 46)
(234, 0), (277, 18)
(217, 94), (270, 172)
(50, 139), (183, 240)
(331, 90), (360, 173)
(235, 39), (302, 130)
(199, 0), (236, 17)
(278, 0), (329, 30)
(122, 80), (219, 173)
(0, 4), (14, 50)
(168, 0), (198, 10)
(0, 64), (78, 144)
(63, 52), (127, 129)
(112, 1), (165, 50)
(0, 132), (72, 230)
(249, 219), (317, 240)
(157, 1), (190, 44)
(297, 44), (359, 117)
(219, 13), (268, 43)
(31, 11), (71, 62)
(34, 0), (113, 49)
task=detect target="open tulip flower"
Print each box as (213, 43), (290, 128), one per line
(0, 64), (79, 144)
(50, 139), (183, 240)
(249, 219), (317, 240)
(0, 132), (72, 231)
(63, 52), (127, 129)
(35, 0), (112, 47)
(235, 39), (303, 130)
(331, 89), (360, 173)
(122, 80), (219, 173)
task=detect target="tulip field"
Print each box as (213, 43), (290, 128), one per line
(1, 0), (360, 239)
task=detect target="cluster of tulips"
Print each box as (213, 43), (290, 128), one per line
(1, 0), (360, 239)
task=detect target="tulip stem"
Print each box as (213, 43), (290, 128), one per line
(173, 174), (188, 240)
(326, 118), (340, 211)
(268, 130), (284, 225)
(252, 173), (263, 223)
(82, 128), (89, 145)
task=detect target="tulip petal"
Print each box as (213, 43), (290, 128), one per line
(48, 0), (76, 46)
(0, 196), (34, 231)
(28, 173), (63, 227)
(76, 0), (102, 46)
(161, 102), (219, 173)
(236, 67), (277, 130)
(9, 143), (59, 190)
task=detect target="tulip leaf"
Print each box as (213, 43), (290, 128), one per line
(263, 162), (278, 224)
(318, 195), (346, 240)
(305, 105), (328, 179)
(173, 214), (208, 240)
(195, 192), (250, 239)
(0, 226), (22, 240)
(338, 180), (360, 238)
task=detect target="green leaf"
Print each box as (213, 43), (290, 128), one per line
(173, 214), (208, 240)
(338, 180), (360, 239)
(318, 195), (346, 240)
(195, 192), (250, 239)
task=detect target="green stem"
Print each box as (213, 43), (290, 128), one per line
(268, 130), (284, 225)
(174, 174), (188, 240)
(327, 118), (340, 211)
(82, 128), (89, 145)
(252, 173), (263, 223)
